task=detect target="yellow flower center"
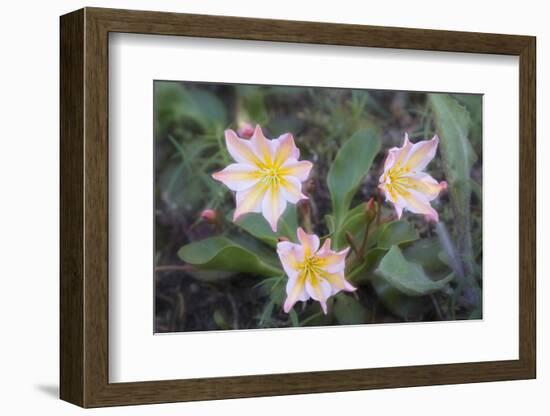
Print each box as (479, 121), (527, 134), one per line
(259, 165), (282, 187)
(383, 166), (412, 200)
(297, 255), (326, 282)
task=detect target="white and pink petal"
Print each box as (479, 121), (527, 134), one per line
(284, 274), (309, 313)
(224, 129), (261, 166)
(280, 159), (313, 182)
(403, 135), (439, 171)
(211, 163), (259, 191)
(305, 277), (332, 314)
(233, 183), (268, 220)
(279, 176), (307, 204)
(297, 227), (320, 256)
(262, 186), (287, 232)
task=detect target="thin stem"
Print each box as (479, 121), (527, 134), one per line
(376, 188), (382, 226)
(359, 220), (371, 255)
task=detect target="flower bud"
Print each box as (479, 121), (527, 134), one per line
(365, 197), (377, 223)
(237, 122), (255, 139)
(200, 209), (218, 224)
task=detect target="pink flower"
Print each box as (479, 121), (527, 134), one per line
(277, 228), (355, 314)
(212, 125), (313, 231)
(379, 133), (447, 222)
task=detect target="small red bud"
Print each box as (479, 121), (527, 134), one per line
(237, 122), (255, 139)
(365, 197), (377, 223)
(277, 236), (289, 242)
(200, 209), (218, 224)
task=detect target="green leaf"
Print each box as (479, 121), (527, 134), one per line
(327, 128), (381, 229)
(187, 88), (227, 126)
(232, 206), (298, 246)
(178, 237), (282, 277)
(324, 214), (336, 236)
(428, 93), (476, 273)
(375, 221), (419, 249)
(334, 204), (367, 249)
(234, 213), (278, 246)
(376, 246), (454, 296)
(333, 293), (369, 325)
(371, 275), (432, 320)
(404, 238), (449, 274)
(346, 247), (386, 285)
(154, 82), (226, 133)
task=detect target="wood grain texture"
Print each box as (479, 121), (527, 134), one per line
(59, 7), (537, 408)
(59, 8), (84, 406)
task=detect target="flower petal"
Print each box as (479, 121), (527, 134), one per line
(404, 172), (446, 200)
(318, 249), (349, 274)
(284, 272), (308, 313)
(383, 148), (398, 173)
(395, 188), (439, 222)
(234, 182), (268, 220)
(279, 176), (307, 204)
(391, 198), (405, 219)
(321, 271), (356, 293)
(317, 239), (347, 267)
(277, 241), (304, 279)
(297, 227), (320, 256)
(273, 133), (300, 166)
(387, 133), (413, 170)
(262, 185), (287, 231)
(250, 125), (275, 164)
(212, 163), (260, 191)
(224, 129), (261, 165)
(403, 135), (439, 172)
(280, 159), (313, 181)
(305, 277), (332, 314)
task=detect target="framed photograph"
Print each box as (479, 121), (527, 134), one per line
(60, 7), (536, 408)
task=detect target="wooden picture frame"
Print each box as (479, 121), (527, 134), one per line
(60, 7), (536, 408)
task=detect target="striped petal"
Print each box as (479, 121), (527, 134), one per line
(212, 163), (260, 191)
(321, 271), (356, 293)
(273, 133), (300, 166)
(277, 241), (304, 280)
(305, 277), (332, 314)
(404, 172), (446, 200)
(386, 133), (413, 171)
(317, 240), (349, 274)
(250, 125), (275, 165)
(284, 272), (308, 313)
(279, 176), (307, 204)
(395, 188), (439, 222)
(233, 182), (268, 220)
(403, 135), (439, 171)
(224, 129), (261, 166)
(262, 185), (287, 232)
(280, 159), (313, 181)
(297, 227), (320, 257)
